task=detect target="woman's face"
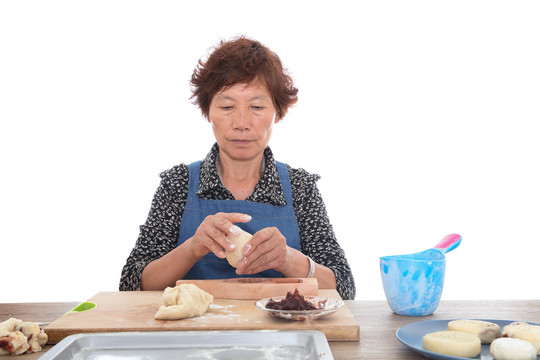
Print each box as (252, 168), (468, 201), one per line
(208, 81), (279, 163)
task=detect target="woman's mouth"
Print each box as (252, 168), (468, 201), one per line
(231, 139), (252, 145)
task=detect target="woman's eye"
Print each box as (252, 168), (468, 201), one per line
(252, 106), (264, 110)
(220, 106), (233, 110)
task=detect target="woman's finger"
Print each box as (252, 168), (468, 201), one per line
(208, 213), (252, 239)
(237, 227), (288, 274)
(194, 212), (252, 254)
(205, 236), (227, 259)
(202, 225), (235, 252)
(239, 251), (283, 275)
(242, 227), (276, 256)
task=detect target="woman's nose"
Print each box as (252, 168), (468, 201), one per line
(233, 106), (250, 131)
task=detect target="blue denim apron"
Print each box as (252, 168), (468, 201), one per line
(176, 160), (301, 279)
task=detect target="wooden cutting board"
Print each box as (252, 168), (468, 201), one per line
(45, 289), (359, 343)
(175, 277), (319, 299)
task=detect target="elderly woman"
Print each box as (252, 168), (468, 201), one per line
(119, 36), (356, 300)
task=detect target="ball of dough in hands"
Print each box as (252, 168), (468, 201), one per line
(225, 229), (252, 268)
(154, 284), (213, 320)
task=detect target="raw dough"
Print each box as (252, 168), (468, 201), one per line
(502, 321), (540, 354)
(448, 319), (501, 343)
(490, 337), (537, 360)
(423, 330), (481, 358)
(154, 284), (213, 320)
(225, 229), (252, 268)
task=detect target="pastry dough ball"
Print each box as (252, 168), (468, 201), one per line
(423, 330), (481, 358)
(154, 284), (213, 320)
(502, 322), (540, 354)
(448, 319), (502, 343)
(490, 338), (537, 360)
(225, 229), (252, 268)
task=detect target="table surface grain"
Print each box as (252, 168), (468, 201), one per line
(1, 299), (539, 359)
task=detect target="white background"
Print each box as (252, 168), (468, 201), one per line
(1, 1), (539, 303)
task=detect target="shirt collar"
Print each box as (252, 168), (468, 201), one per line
(196, 143), (287, 206)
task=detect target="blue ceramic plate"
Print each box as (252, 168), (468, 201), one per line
(396, 319), (540, 360)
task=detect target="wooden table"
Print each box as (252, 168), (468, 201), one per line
(1, 300), (539, 359)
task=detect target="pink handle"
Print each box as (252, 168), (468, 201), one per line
(433, 233), (462, 254)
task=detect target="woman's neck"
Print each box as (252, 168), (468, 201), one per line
(216, 152), (265, 200)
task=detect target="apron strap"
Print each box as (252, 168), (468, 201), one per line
(275, 161), (293, 206)
(187, 161), (202, 199)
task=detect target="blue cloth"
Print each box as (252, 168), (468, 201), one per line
(176, 160), (301, 279)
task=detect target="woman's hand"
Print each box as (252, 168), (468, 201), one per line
(186, 212), (252, 259)
(234, 226), (337, 289)
(235, 226), (291, 275)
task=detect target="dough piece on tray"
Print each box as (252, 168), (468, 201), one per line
(448, 319), (502, 343)
(423, 330), (481, 358)
(225, 229), (252, 268)
(490, 337), (537, 360)
(502, 321), (540, 355)
(154, 284), (213, 320)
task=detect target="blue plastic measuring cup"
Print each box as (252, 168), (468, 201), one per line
(379, 234), (462, 316)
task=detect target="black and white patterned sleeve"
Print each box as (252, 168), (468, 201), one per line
(119, 164), (189, 291)
(289, 167), (356, 300)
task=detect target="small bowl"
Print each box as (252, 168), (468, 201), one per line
(380, 254), (446, 316)
(255, 296), (344, 321)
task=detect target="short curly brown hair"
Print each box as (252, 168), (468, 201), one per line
(190, 36), (298, 120)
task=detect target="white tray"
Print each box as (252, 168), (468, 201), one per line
(39, 330), (333, 360)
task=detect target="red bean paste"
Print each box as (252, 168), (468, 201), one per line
(265, 289), (317, 310)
